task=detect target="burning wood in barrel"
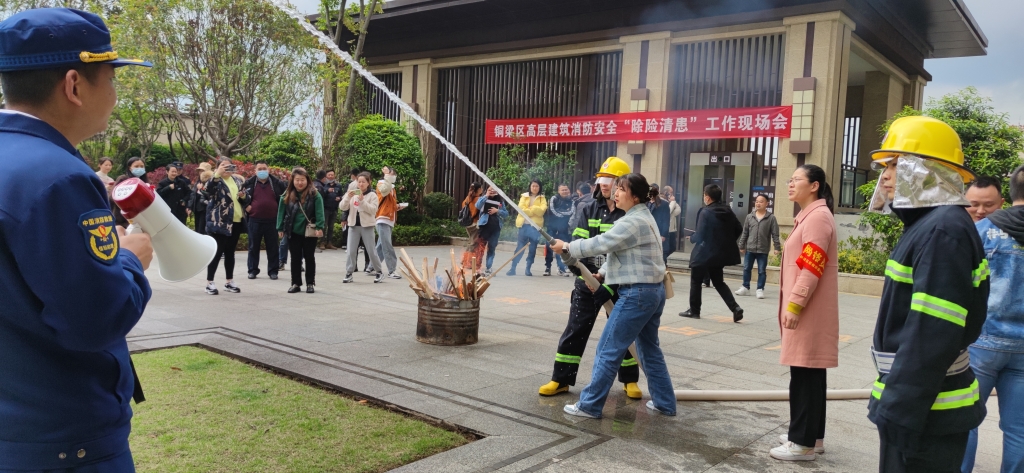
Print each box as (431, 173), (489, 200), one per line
(397, 245), (526, 301)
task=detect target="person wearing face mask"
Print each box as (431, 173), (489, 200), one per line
(679, 184), (744, 322)
(111, 156), (149, 228)
(375, 166), (405, 279)
(120, 156), (149, 183)
(320, 169), (343, 250)
(156, 164), (192, 224)
(241, 161), (286, 280)
(866, 116), (989, 473)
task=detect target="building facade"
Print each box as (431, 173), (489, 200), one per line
(338, 0), (986, 236)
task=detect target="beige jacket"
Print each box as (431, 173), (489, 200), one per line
(340, 189), (379, 228)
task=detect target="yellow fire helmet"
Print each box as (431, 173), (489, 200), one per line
(871, 116), (975, 183)
(595, 156), (631, 180)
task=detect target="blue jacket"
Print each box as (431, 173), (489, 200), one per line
(974, 206), (1024, 352)
(475, 195), (508, 227)
(647, 198), (671, 239)
(0, 111), (152, 470)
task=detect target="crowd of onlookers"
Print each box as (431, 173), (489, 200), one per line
(98, 158), (406, 295)
(458, 180), (683, 277)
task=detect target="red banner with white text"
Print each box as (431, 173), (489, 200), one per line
(485, 106), (792, 144)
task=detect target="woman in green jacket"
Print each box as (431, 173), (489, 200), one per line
(277, 168), (325, 294)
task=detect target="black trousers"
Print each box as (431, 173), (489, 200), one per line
(246, 218), (279, 277)
(552, 277), (639, 386)
(207, 223), (243, 281)
(788, 367), (827, 447)
(323, 208), (338, 246)
(688, 265), (739, 314)
(289, 232), (317, 286)
(879, 431), (968, 473)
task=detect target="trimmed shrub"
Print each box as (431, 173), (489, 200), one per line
(341, 115), (426, 212)
(423, 192), (455, 220)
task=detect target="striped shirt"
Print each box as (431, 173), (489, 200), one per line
(567, 204), (666, 285)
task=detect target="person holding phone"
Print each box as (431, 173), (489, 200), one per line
(340, 172), (385, 283)
(201, 158), (247, 295)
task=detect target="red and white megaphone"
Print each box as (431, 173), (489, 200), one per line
(112, 178), (218, 282)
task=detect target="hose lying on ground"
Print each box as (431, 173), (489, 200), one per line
(674, 388), (997, 401)
(674, 389), (871, 401)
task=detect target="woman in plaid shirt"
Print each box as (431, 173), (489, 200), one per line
(550, 173), (676, 418)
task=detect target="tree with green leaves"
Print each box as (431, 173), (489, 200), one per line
(859, 87), (1024, 254)
(341, 114), (425, 210)
(119, 0), (320, 158)
(486, 144), (578, 199)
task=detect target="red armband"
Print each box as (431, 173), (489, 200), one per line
(796, 242), (828, 278)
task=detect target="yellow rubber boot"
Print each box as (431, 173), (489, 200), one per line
(538, 381), (569, 396)
(623, 382), (643, 399)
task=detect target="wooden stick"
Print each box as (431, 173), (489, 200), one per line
(450, 248), (459, 273)
(476, 280), (491, 297)
(432, 257), (439, 278)
(484, 245), (528, 282)
(470, 257), (478, 300)
(420, 258), (435, 299)
(398, 255), (427, 292)
(398, 250), (423, 283)
(444, 270), (460, 299)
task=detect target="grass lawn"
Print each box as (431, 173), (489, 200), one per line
(129, 346), (469, 472)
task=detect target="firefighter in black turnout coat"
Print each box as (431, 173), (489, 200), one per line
(539, 157), (642, 399)
(866, 116), (989, 473)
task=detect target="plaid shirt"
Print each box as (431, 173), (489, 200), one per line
(567, 204), (666, 285)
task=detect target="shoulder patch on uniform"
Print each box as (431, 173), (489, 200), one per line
(79, 209), (119, 264)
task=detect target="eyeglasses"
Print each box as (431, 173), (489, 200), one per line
(787, 178), (807, 185)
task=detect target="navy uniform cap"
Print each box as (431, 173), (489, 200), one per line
(0, 7), (152, 72)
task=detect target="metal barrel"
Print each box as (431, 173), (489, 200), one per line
(416, 297), (480, 346)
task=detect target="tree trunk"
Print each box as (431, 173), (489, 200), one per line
(341, 0), (379, 116)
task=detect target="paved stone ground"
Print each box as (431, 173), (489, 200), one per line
(129, 245), (1003, 472)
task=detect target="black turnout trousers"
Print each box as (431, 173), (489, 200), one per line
(879, 431), (968, 473)
(551, 277), (639, 386)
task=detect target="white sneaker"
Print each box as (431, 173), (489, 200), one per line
(735, 287), (750, 296)
(756, 289), (765, 299)
(770, 441), (816, 461)
(778, 434), (824, 453)
(563, 403), (599, 419)
(645, 400), (676, 416)
(387, 272), (403, 280)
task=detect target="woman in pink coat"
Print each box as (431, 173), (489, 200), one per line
(770, 164), (839, 462)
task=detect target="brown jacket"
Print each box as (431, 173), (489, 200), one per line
(778, 199), (839, 369)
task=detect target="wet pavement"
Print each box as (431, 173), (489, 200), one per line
(130, 245), (1003, 472)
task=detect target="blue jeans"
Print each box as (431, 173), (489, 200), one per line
(544, 226), (569, 272)
(742, 252), (769, 290)
(510, 225), (540, 272)
(484, 229), (500, 270)
(577, 283), (676, 417)
(963, 346), (1024, 473)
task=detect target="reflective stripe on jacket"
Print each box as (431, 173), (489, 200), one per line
(868, 205), (989, 436)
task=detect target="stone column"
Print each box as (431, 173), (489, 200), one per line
(777, 12), (855, 228)
(859, 71), (904, 169)
(398, 59), (437, 191)
(616, 32), (672, 184)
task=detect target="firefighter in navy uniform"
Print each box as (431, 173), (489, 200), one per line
(866, 116), (990, 473)
(539, 157), (642, 398)
(0, 8), (154, 472)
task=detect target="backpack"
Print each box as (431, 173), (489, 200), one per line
(458, 202), (474, 227)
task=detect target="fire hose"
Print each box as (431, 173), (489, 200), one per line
(275, 3), (881, 403)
